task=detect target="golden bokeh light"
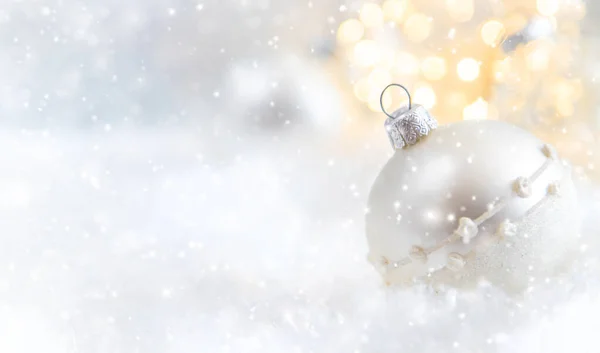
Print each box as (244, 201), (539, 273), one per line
(413, 84), (437, 109)
(446, 92), (468, 110)
(403, 13), (432, 42)
(492, 58), (511, 82)
(337, 19), (365, 45)
(463, 98), (489, 120)
(353, 40), (381, 67)
(382, 0), (408, 22)
(570, 79), (583, 100)
(502, 13), (528, 33)
(421, 56), (447, 81)
(378, 48), (397, 70)
(368, 90), (390, 112)
(552, 78), (582, 101)
(334, 0), (591, 174)
(556, 98), (574, 117)
(525, 42), (551, 72)
(368, 69), (392, 88)
(457, 58), (480, 81)
(353, 78), (372, 102)
(360, 3), (384, 28)
(393, 52), (420, 76)
(480, 20), (506, 47)
(537, 0), (560, 17)
(446, 0), (474, 23)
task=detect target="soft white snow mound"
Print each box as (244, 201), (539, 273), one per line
(0, 130), (599, 353)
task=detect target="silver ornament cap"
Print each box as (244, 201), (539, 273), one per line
(381, 84), (438, 150)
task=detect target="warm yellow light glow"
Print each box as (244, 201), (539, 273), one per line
(556, 98), (574, 116)
(413, 84), (436, 109)
(564, 21), (582, 39)
(537, 0), (560, 17)
(553, 78), (582, 101)
(353, 78), (371, 102)
(503, 13), (528, 33)
(378, 48), (397, 70)
(463, 98), (489, 120)
(446, 0), (474, 23)
(368, 69), (392, 88)
(571, 79), (583, 100)
(421, 56), (447, 81)
(509, 97), (526, 112)
(368, 90), (391, 112)
(445, 92), (467, 109)
(353, 40), (381, 67)
(457, 58), (480, 81)
(480, 20), (505, 47)
(337, 19), (365, 44)
(493, 58), (511, 82)
(403, 13), (432, 42)
(393, 52), (420, 76)
(333, 0), (583, 123)
(382, 0), (407, 22)
(525, 43), (550, 72)
(381, 90), (394, 111)
(360, 3), (384, 28)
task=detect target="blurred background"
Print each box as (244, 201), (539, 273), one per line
(1, 0), (600, 352)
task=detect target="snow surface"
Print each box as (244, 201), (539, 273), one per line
(0, 129), (599, 353)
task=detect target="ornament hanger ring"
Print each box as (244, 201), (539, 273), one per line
(380, 83), (412, 120)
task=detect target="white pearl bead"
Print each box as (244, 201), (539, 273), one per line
(513, 176), (532, 198)
(547, 182), (561, 196)
(446, 252), (467, 272)
(542, 144), (558, 160)
(454, 217), (478, 244)
(408, 246), (428, 263)
(496, 219), (517, 238)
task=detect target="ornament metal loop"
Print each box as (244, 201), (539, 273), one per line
(381, 83), (438, 150)
(380, 83), (412, 119)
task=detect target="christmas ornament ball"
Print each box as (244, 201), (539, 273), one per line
(366, 118), (580, 293)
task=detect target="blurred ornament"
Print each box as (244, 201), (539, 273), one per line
(226, 55), (344, 134)
(494, 15), (583, 129)
(366, 85), (580, 293)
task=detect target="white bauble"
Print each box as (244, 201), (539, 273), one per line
(366, 120), (580, 293)
(227, 55), (343, 133)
